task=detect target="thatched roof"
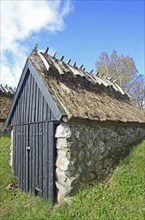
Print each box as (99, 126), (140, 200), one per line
(0, 85), (15, 120)
(0, 85), (15, 96)
(29, 50), (145, 123)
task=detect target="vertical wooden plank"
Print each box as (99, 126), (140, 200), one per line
(32, 123), (36, 193)
(42, 122), (48, 199)
(16, 125), (18, 177)
(31, 123), (35, 193)
(17, 92), (21, 125)
(46, 102), (51, 121)
(38, 89), (43, 122)
(29, 123), (32, 192)
(31, 77), (36, 123)
(12, 127), (15, 173)
(19, 125), (21, 189)
(31, 123), (34, 193)
(14, 100), (19, 125)
(21, 125), (25, 190)
(20, 125), (23, 189)
(48, 121), (54, 202)
(17, 125), (21, 188)
(19, 87), (23, 124)
(19, 125), (22, 189)
(19, 90), (22, 124)
(23, 125), (26, 191)
(16, 125), (19, 177)
(16, 101), (19, 124)
(25, 124), (29, 192)
(28, 74), (33, 123)
(42, 98), (47, 198)
(26, 72), (31, 122)
(23, 75), (28, 122)
(35, 123), (39, 189)
(42, 97), (46, 122)
(35, 85), (39, 122)
(15, 101), (18, 125)
(22, 78), (27, 123)
(13, 102), (17, 126)
(38, 122), (43, 197)
(14, 126), (17, 175)
(24, 77), (28, 122)
(11, 106), (16, 126)
(28, 73), (32, 122)
(13, 126), (16, 175)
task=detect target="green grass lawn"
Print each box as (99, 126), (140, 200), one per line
(0, 133), (145, 220)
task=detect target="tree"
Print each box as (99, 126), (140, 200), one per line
(132, 74), (145, 108)
(96, 50), (145, 108)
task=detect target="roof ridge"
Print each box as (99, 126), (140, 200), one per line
(37, 48), (130, 99)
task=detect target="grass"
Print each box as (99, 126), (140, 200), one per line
(0, 133), (145, 220)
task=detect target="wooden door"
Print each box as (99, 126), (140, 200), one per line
(13, 121), (55, 201)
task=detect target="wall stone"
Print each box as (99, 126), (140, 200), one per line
(55, 122), (145, 203)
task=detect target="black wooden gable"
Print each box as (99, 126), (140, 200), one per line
(5, 59), (66, 127)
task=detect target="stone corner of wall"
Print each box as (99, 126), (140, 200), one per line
(55, 123), (71, 139)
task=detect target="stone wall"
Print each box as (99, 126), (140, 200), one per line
(55, 121), (145, 203)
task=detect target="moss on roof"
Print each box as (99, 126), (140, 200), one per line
(29, 51), (145, 123)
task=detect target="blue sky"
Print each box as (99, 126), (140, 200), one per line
(1, 0), (144, 86)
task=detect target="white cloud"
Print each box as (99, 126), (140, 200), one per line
(1, 0), (72, 87)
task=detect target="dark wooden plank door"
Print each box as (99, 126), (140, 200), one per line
(13, 121), (54, 201)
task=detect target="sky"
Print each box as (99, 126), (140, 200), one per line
(1, 0), (145, 87)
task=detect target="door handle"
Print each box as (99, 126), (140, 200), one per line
(26, 146), (30, 151)
(35, 187), (43, 193)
